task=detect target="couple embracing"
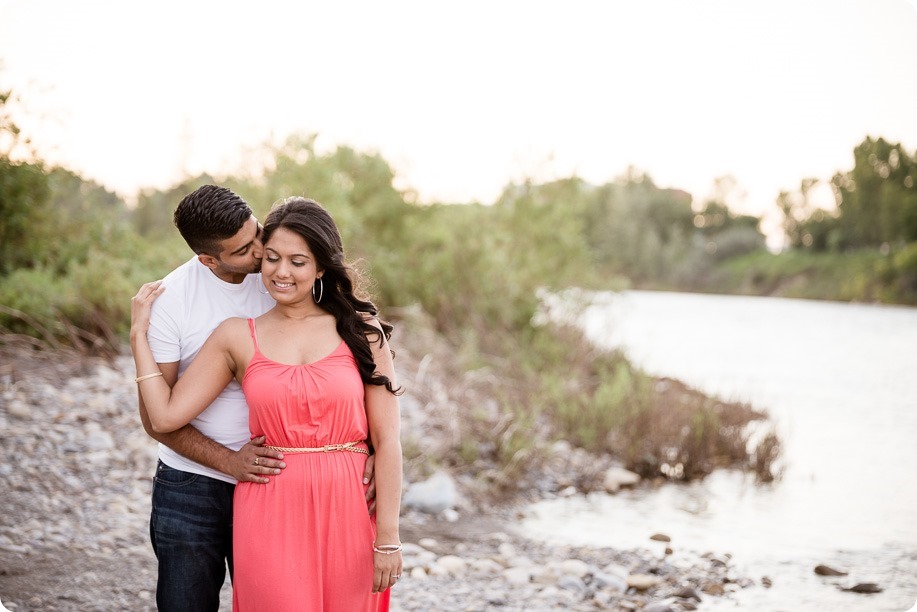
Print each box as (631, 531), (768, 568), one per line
(131, 185), (402, 611)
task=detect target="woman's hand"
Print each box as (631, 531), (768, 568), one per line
(372, 546), (403, 593)
(131, 281), (165, 341)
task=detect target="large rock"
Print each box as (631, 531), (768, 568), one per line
(403, 471), (458, 514)
(603, 466), (641, 493)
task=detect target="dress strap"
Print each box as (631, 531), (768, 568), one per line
(247, 318), (260, 352)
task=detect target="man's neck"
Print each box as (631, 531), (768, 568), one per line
(210, 268), (248, 284)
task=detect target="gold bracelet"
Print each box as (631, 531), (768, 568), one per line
(372, 542), (403, 554)
(135, 372), (164, 383)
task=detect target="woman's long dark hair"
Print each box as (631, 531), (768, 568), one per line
(262, 197), (401, 395)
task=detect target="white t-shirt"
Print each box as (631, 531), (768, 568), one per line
(148, 256), (275, 483)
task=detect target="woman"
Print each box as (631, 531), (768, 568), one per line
(131, 197), (403, 611)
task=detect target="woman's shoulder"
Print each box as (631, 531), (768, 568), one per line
(216, 315), (252, 328)
(210, 317), (253, 342)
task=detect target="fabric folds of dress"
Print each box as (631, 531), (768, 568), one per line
(232, 319), (389, 611)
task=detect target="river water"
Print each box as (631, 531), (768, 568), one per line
(522, 290), (917, 611)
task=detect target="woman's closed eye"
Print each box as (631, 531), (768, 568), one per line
(265, 255), (306, 266)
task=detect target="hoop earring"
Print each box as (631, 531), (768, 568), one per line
(312, 278), (324, 304)
(258, 283), (270, 295)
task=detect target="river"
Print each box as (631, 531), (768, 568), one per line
(522, 290), (917, 611)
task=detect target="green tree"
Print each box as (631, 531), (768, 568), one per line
(0, 86), (51, 275)
(832, 137), (917, 248)
(133, 174), (220, 240)
(778, 178), (823, 248)
(0, 156), (50, 274)
(577, 170), (697, 283)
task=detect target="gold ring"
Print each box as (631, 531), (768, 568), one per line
(254, 457), (260, 466)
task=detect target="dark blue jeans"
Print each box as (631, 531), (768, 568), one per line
(150, 461), (235, 611)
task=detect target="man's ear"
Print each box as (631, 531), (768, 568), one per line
(197, 254), (219, 270)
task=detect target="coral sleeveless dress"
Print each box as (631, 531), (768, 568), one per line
(232, 319), (389, 612)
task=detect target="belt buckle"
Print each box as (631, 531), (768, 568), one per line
(324, 443), (343, 452)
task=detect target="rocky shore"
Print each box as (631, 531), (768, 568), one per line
(0, 336), (752, 611)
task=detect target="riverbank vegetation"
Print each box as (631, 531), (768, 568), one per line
(676, 137), (917, 304)
(13, 89), (916, 490)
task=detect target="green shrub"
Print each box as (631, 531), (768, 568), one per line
(708, 226), (766, 260)
(892, 242), (917, 297)
(0, 158), (52, 274)
(0, 266), (77, 340)
(706, 247), (916, 304)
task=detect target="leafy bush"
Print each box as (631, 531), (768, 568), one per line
(0, 158), (51, 274)
(708, 225), (766, 260)
(892, 242), (917, 297)
(706, 247), (916, 305)
(0, 266), (77, 339)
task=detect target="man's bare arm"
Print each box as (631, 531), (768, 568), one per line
(137, 361), (285, 483)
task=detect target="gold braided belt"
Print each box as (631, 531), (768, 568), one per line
(264, 440), (369, 455)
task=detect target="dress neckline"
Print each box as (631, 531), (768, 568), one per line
(253, 339), (348, 368)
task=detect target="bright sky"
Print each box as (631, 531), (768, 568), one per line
(2, 0), (917, 241)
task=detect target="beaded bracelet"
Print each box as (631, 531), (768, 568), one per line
(372, 542), (403, 554)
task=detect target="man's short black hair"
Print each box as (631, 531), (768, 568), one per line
(173, 185), (253, 255)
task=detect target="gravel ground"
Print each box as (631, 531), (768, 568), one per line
(0, 335), (751, 611)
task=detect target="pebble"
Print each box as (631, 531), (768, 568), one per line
(7, 398), (32, 419)
(642, 602), (676, 612)
(814, 564), (847, 576)
(594, 571), (628, 593)
(434, 555), (467, 575)
(702, 582), (726, 596)
(469, 558), (502, 574)
(673, 585), (702, 601)
(409, 567), (428, 580)
(843, 582), (883, 594)
(507, 554), (535, 568)
(628, 573), (663, 591)
(503, 567), (531, 585)
(557, 574), (587, 592)
(557, 558), (591, 578)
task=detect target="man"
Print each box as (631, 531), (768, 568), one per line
(138, 185), (374, 611)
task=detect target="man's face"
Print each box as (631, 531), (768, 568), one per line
(209, 216), (264, 278)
